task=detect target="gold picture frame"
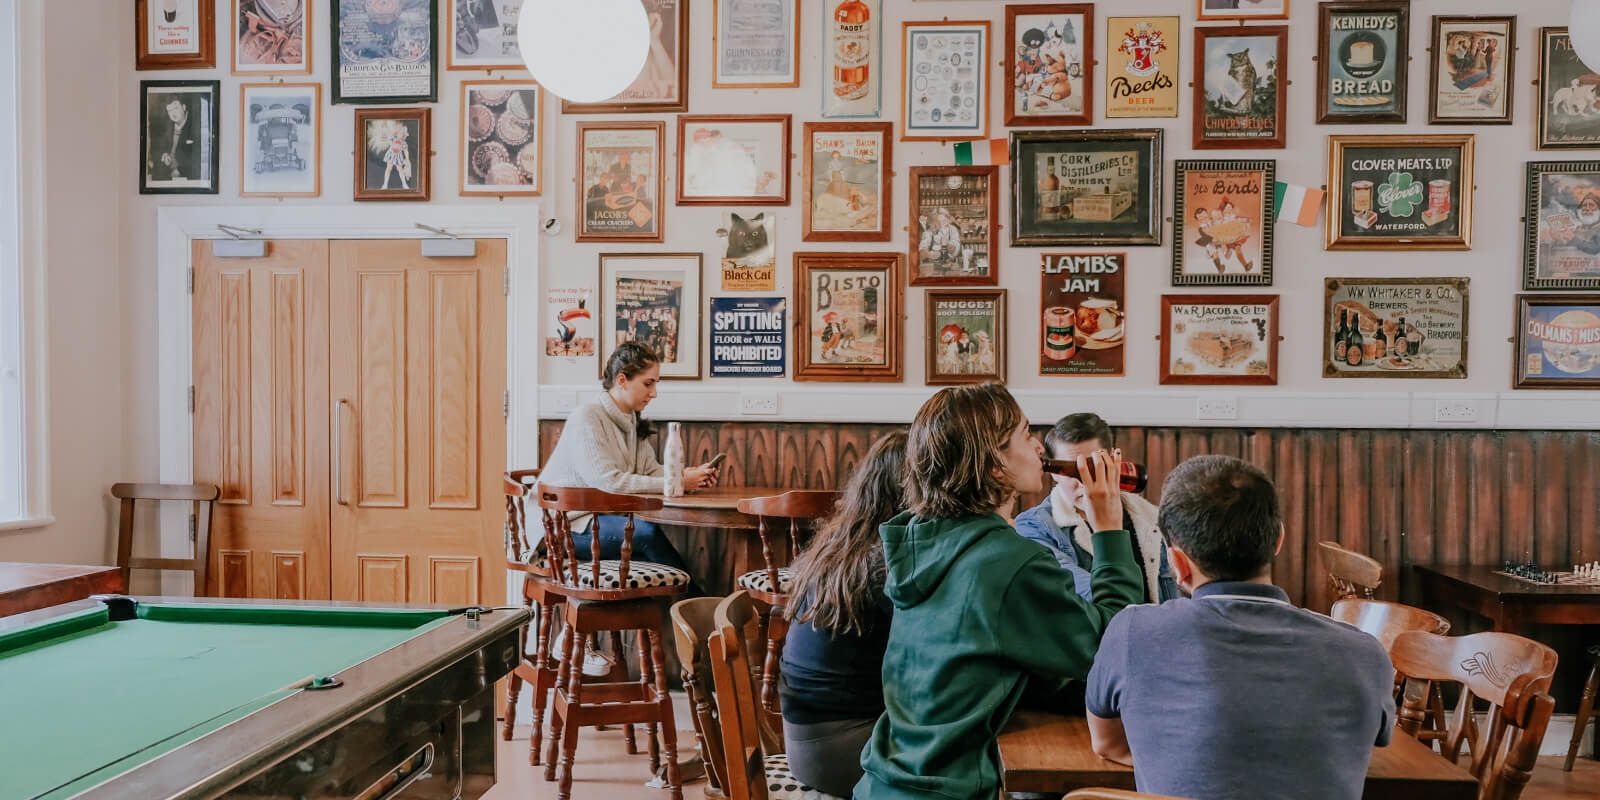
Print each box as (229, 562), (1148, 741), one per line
(1325, 134), (1475, 251)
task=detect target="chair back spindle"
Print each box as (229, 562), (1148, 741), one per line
(534, 485), (669, 601)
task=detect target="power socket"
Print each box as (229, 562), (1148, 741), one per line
(1434, 399), (1479, 424)
(740, 390), (779, 415)
(1196, 396), (1239, 421)
(547, 391), (578, 414)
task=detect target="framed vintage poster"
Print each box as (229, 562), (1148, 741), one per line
(1197, 0), (1288, 22)
(599, 253), (703, 380)
(234, 0), (311, 75)
(794, 251), (903, 382)
(447, 0), (525, 70)
(900, 20), (991, 142)
(1537, 28), (1600, 150)
(1428, 16), (1514, 125)
(802, 122), (893, 242)
(140, 80), (220, 195)
(1524, 161), (1600, 290)
(710, 297), (787, 378)
(332, 0), (437, 104)
(1193, 26), (1287, 150)
(822, 0), (882, 118)
(1316, 2), (1408, 124)
(720, 212), (777, 292)
(1327, 135), (1474, 251)
(676, 115), (791, 205)
(1004, 4), (1093, 127)
(1173, 160), (1275, 286)
(1159, 294), (1280, 386)
(1515, 294), (1600, 389)
(544, 287), (596, 365)
(136, 0), (215, 70)
(926, 290), (1006, 385)
(1105, 16), (1178, 119)
(1040, 252), (1126, 377)
(1010, 129), (1163, 247)
(240, 82), (321, 197)
(576, 121), (665, 243)
(1324, 277), (1469, 379)
(563, 0), (688, 113)
(460, 81), (541, 196)
(714, 0), (799, 88)
(353, 107), (431, 201)
(910, 166), (998, 286)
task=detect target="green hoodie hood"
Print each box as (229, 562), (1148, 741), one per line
(879, 509), (1010, 609)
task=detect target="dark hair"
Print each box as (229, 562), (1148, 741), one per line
(787, 432), (908, 636)
(602, 341), (660, 390)
(906, 383), (1027, 519)
(1157, 455), (1282, 581)
(1045, 412), (1114, 454)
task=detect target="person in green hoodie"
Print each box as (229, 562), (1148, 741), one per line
(855, 383), (1145, 800)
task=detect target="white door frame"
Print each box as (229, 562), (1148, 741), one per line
(155, 204), (540, 587)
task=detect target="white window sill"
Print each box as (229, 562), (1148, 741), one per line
(0, 515), (54, 533)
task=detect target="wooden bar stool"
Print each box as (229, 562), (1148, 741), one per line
(672, 597), (729, 798)
(1318, 540), (1383, 602)
(110, 483), (220, 594)
(1565, 643), (1600, 771)
(1331, 598), (1451, 745)
(733, 490), (840, 715)
(537, 485), (689, 800)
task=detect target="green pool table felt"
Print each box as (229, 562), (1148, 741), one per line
(0, 602), (451, 799)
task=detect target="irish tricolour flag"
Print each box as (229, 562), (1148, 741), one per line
(952, 139), (1009, 166)
(1273, 182), (1324, 227)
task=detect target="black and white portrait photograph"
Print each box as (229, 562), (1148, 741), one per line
(140, 80), (220, 194)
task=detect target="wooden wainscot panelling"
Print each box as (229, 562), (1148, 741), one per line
(272, 551), (306, 600)
(220, 271), (252, 504)
(428, 272), (479, 510)
(218, 549), (251, 598)
(428, 557), (481, 605)
(357, 555), (408, 603)
(357, 271), (407, 508)
(270, 272), (306, 507)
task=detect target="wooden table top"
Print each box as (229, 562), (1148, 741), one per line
(998, 711), (1478, 799)
(1414, 563), (1600, 599)
(635, 487), (793, 529)
(0, 562), (124, 617)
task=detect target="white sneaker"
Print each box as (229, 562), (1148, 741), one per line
(548, 632), (617, 678)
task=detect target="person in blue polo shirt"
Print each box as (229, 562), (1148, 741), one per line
(1085, 454), (1396, 800)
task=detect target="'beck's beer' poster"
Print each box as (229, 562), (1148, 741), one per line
(1106, 17), (1178, 118)
(1040, 253), (1126, 376)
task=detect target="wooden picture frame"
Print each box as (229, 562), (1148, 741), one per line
(1003, 4), (1093, 127)
(353, 107), (431, 201)
(446, 0), (526, 71)
(1536, 27), (1600, 150)
(1514, 294), (1600, 389)
(1193, 25), (1287, 150)
(794, 251), (904, 382)
(802, 121), (894, 242)
(1326, 134), (1475, 251)
(332, 0), (438, 104)
(925, 290), (1006, 385)
(909, 166), (999, 286)
(1010, 128), (1163, 247)
(599, 252), (703, 380)
(140, 80), (221, 195)
(1159, 294), (1280, 386)
(1324, 277), (1470, 379)
(713, 0), (800, 88)
(900, 20), (991, 142)
(1428, 15), (1515, 125)
(575, 121), (666, 243)
(1316, 2), (1409, 125)
(562, 0), (689, 113)
(675, 115), (791, 206)
(239, 82), (321, 198)
(136, 0), (216, 70)
(232, 0), (311, 75)
(1196, 0), (1289, 22)
(1524, 161), (1600, 290)
(821, 0), (882, 118)
(1172, 159), (1275, 286)
(460, 81), (541, 196)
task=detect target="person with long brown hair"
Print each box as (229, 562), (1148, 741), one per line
(777, 432), (908, 797)
(855, 384), (1143, 800)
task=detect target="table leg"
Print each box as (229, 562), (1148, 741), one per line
(1492, 603), (1522, 635)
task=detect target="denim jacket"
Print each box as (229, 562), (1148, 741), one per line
(1014, 494), (1180, 603)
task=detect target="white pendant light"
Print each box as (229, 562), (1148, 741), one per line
(517, 0), (650, 104)
(1571, 0), (1600, 74)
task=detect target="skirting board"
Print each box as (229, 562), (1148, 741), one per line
(1546, 714), (1594, 759)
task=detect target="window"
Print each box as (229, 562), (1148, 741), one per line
(0, 0), (24, 522)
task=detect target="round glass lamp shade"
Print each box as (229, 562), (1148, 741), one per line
(1572, 1), (1600, 74)
(517, 0), (649, 104)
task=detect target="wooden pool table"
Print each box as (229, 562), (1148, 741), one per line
(0, 595), (528, 799)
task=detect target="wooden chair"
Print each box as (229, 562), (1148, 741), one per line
(110, 483), (220, 594)
(672, 597), (728, 798)
(537, 485), (688, 800)
(709, 590), (842, 800)
(1565, 643), (1600, 771)
(1064, 790), (1189, 800)
(733, 490), (840, 714)
(1391, 630), (1558, 800)
(1332, 598), (1452, 745)
(1318, 540), (1383, 602)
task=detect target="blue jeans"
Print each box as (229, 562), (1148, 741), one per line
(570, 515), (702, 597)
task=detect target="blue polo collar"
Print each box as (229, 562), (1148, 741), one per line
(1193, 581), (1291, 605)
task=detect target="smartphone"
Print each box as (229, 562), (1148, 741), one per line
(706, 452), (727, 469)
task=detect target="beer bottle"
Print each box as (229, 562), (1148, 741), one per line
(1334, 310), (1349, 362)
(1041, 458), (1149, 494)
(1346, 321), (1364, 367)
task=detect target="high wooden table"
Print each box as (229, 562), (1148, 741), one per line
(998, 711), (1478, 799)
(1412, 563), (1600, 633)
(0, 562), (124, 617)
(636, 487), (793, 579)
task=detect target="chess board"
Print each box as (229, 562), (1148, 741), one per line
(1493, 569), (1600, 587)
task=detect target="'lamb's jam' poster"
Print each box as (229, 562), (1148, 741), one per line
(1040, 253), (1125, 377)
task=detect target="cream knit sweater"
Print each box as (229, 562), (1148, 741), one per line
(533, 394), (665, 548)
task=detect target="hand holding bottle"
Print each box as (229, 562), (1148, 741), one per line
(1079, 448), (1124, 534)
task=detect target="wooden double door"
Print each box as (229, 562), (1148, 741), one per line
(192, 239), (507, 605)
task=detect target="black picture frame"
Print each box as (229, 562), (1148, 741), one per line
(139, 79), (221, 195)
(331, 0), (439, 105)
(1172, 159), (1276, 286)
(1315, 1), (1409, 125)
(1009, 129), (1163, 247)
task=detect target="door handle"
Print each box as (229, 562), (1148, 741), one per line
(334, 399), (352, 506)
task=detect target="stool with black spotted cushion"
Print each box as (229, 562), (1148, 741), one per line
(762, 753), (845, 800)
